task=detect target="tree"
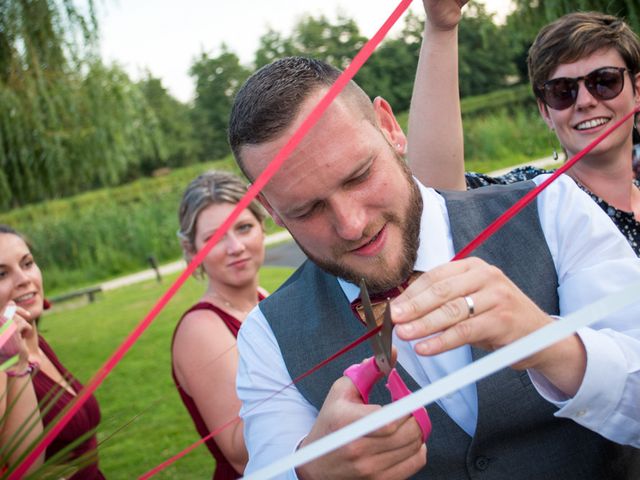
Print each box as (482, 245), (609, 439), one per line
(254, 28), (298, 69)
(511, 0), (639, 34)
(356, 10), (424, 111)
(190, 46), (250, 161)
(0, 0), (163, 210)
(254, 14), (367, 70)
(137, 74), (197, 173)
(457, 4), (518, 97)
(505, 1), (640, 85)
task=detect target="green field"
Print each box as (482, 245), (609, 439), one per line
(39, 265), (294, 478)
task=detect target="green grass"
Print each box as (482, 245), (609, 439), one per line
(39, 265), (294, 479)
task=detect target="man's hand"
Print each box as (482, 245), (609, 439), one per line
(391, 257), (587, 396)
(423, 0), (470, 32)
(296, 376), (426, 480)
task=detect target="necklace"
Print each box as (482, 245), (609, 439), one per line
(209, 290), (254, 315)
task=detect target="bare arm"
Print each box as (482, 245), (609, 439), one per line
(0, 374), (44, 470)
(173, 310), (248, 473)
(408, 0), (468, 190)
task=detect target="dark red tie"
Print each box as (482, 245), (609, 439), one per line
(350, 272), (420, 326)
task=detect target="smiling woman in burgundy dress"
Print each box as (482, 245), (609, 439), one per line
(0, 225), (104, 478)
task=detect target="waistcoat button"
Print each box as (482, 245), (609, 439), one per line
(474, 456), (490, 471)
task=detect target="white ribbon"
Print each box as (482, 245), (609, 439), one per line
(243, 281), (640, 480)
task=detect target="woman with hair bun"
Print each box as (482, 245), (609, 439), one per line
(172, 171), (268, 479)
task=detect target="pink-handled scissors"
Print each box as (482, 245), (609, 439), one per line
(344, 279), (432, 442)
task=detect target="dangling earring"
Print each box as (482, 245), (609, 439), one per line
(549, 128), (559, 161)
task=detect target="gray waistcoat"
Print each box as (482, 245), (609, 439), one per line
(260, 181), (637, 479)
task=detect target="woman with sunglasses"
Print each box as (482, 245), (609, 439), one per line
(408, 3), (640, 256)
(173, 171), (268, 479)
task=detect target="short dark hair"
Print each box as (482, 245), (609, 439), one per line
(528, 11), (640, 95)
(228, 56), (374, 180)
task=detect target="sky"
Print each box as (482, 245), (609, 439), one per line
(98, 0), (513, 103)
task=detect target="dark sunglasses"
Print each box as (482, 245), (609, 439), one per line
(536, 66), (628, 111)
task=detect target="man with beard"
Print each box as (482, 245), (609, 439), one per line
(228, 56), (640, 479)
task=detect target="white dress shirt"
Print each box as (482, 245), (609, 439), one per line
(237, 175), (640, 477)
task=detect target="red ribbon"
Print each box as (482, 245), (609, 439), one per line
(138, 327), (381, 479)
(9, 1), (414, 478)
(141, 102), (640, 477)
(12, 0), (639, 472)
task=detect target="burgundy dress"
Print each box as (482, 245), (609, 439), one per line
(33, 337), (105, 479)
(171, 295), (264, 480)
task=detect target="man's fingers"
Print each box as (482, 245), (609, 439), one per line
(395, 294), (485, 341)
(392, 258), (488, 323)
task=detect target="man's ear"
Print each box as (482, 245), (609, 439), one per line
(373, 96), (407, 154)
(257, 193), (285, 227)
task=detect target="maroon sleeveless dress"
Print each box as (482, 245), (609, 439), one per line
(171, 294), (264, 480)
(33, 336), (105, 479)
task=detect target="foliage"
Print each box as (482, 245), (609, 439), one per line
(189, 47), (250, 162)
(255, 14), (367, 70)
(356, 11), (423, 112)
(510, 0), (639, 34)
(506, 0), (640, 80)
(0, 157), (283, 295)
(460, 84), (532, 115)
(396, 92), (550, 173)
(458, 4), (519, 96)
(0, 0), (165, 211)
(37, 266), (295, 478)
(136, 74), (198, 175)
(0, 159), (235, 294)
(462, 106), (552, 171)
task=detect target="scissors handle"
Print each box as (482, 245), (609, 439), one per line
(386, 368), (432, 442)
(344, 357), (384, 404)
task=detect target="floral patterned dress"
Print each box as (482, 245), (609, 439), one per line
(463, 166), (640, 256)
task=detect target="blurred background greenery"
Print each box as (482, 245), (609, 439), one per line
(4, 0), (636, 291)
(2, 0), (638, 476)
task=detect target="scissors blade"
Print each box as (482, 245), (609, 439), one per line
(380, 301), (393, 367)
(359, 279), (392, 375)
(358, 279), (378, 331)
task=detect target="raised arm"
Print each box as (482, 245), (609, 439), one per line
(0, 306), (44, 473)
(407, 0), (468, 190)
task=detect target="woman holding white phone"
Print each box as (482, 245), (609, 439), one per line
(0, 225), (105, 478)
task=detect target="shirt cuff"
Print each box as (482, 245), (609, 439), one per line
(528, 326), (626, 428)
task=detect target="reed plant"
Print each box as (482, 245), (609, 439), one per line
(0, 158), (280, 295)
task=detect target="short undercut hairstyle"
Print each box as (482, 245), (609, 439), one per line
(228, 56), (375, 180)
(528, 11), (640, 94)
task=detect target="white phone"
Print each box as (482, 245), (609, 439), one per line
(2, 304), (17, 322)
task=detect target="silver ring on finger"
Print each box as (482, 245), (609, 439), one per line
(463, 295), (475, 318)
